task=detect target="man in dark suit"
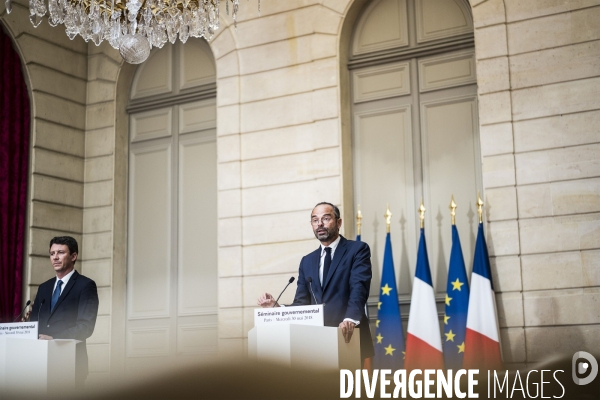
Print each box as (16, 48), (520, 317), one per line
(258, 202), (374, 360)
(30, 236), (99, 385)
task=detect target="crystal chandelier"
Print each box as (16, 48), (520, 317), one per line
(5, 0), (252, 64)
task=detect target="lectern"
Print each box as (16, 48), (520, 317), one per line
(248, 305), (361, 370)
(0, 337), (76, 394)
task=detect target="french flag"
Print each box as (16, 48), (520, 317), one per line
(463, 223), (503, 370)
(404, 229), (444, 370)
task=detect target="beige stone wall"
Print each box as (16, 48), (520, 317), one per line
(2, 0), (599, 381)
(210, 0), (354, 356)
(473, 0), (600, 367)
(82, 42), (124, 385)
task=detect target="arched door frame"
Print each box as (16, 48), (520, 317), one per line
(110, 30), (238, 377)
(337, 0), (479, 236)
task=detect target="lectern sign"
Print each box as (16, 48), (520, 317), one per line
(254, 305), (324, 327)
(0, 322), (38, 339)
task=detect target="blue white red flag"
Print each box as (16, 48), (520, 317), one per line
(404, 229), (444, 370)
(463, 223), (503, 370)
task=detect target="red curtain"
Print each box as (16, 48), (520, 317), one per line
(0, 28), (30, 322)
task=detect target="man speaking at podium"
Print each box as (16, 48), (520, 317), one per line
(258, 202), (374, 361)
(30, 236), (99, 386)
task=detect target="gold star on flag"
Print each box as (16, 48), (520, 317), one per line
(376, 333), (383, 344)
(445, 330), (456, 342)
(402, 351), (406, 359)
(381, 284), (393, 296)
(376, 319), (380, 328)
(451, 278), (464, 291)
(384, 344), (395, 355)
(444, 314), (450, 325)
(445, 294), (452, 306)
(378, 302), (382, 310)
(457, 342), (465, 353)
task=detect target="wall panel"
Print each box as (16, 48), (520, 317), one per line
(178, 138), (218, 316)
(420, 94), (480, 289)
(353, 62), (410, 103)
(353, 105), (417, 296)
(128, 143), (172, 319)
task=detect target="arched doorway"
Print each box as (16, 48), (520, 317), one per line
(125, 39), (218, 373)
(348, 0), (481, 300)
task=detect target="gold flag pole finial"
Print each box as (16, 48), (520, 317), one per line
(356, 205), (363, 236)
(419, 200), (426, 229)
(477, 191), (484, 224)
(450, 195), (457, 226)
(384, 204), (392, 233)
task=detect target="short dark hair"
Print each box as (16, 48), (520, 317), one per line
(49, 236), (79, 255)
(313, 202), (340, 219)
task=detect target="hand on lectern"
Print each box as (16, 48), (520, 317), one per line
(339, 321), (356, 343)
(39, 334), (53, 340)
(257, 293), (278, 308)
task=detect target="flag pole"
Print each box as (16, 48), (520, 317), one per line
(444, 195), (470, 369)
(373, 203), (406, 370)
(477, 191), (484, 224)
(405, 200), (444, 370)
(464, 192), (505, 369)
(478, 192), (504, 364)
(354, 204), (369, 368)
(384, 204), (391, 233)
(356, 205), (362, 237)
(450, 195), (457, 226)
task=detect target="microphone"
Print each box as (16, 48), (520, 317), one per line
(36, 299), (46, 323)
(306, 277), (318, 304)
(13, 300), (31, 322)
(273, 277), (295, 307)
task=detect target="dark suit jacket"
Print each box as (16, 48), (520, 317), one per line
(291, 235), (374, 358)
(31, 270), (99, 380)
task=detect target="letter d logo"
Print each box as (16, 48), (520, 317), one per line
(572, 351), (598, 385)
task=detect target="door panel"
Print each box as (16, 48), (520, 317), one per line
(127, 41), (218, 374)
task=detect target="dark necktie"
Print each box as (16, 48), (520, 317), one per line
(322, 247), (332, 287)
(51, 280), (63, 312)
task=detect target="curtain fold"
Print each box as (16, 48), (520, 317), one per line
(0, 28), (30, 322)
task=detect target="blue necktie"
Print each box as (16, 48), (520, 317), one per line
(51, 280), (63, 312)
(322, 247), (332, 287)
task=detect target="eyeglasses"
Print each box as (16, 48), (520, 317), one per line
(310, 216), (335, 226)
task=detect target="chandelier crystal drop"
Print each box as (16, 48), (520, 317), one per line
(119, 33), (151, 63)
(25, 0), (245, 64)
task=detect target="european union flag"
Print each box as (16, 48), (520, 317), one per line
(443, 225), (470, 369)
(373, 233), (405, 369)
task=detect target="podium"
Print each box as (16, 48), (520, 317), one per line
(0, 337), (76, 394)
(248, 305), (361, 370)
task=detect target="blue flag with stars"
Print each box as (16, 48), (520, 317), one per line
(373, 233), (405, 369)
(443, 225), (470, 369)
